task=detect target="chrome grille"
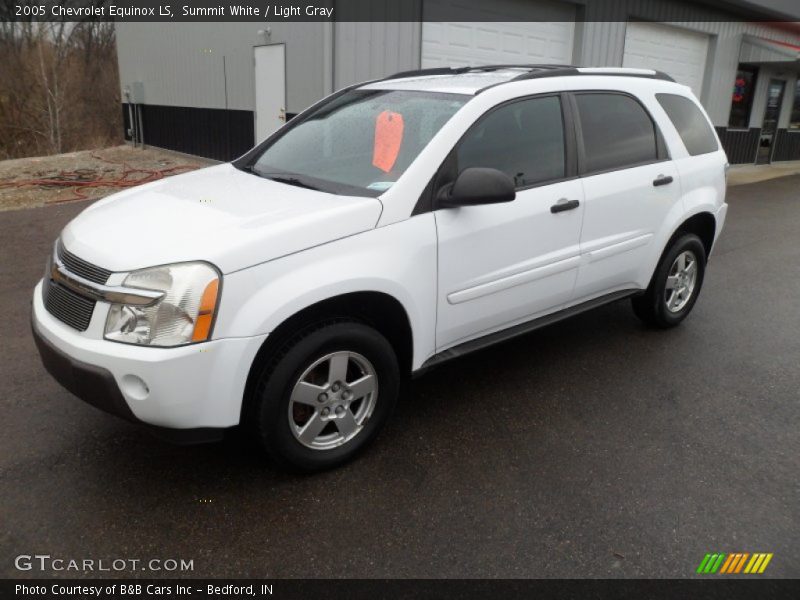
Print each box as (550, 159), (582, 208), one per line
(57, 241), (111, 284)
(42, 279), (96, 332)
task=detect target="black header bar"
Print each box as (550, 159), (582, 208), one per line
(3, 579), (800, 600)
(2, 0), (800, 22)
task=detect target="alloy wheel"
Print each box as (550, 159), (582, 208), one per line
(664, 250), (698, 313)
(287, 351), (378, 450)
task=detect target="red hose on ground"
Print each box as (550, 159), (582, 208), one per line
(0, 150), (199, 202)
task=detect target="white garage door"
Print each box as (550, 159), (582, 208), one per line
(623, 22), (710, 98)
(422, 1), (575, 68)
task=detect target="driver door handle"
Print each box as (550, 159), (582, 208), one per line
(653, 174), (674, 187)
(550, 198), (580, 214)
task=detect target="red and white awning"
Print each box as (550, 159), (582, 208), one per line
(740, 34), (800, 63)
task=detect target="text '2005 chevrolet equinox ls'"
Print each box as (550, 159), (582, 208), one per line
(33, 66), (728, 471)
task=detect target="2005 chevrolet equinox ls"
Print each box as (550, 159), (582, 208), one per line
(32, 66), (728, 471)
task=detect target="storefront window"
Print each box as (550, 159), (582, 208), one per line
(790, 79), (800, 130)
(728, 65), (758, 129)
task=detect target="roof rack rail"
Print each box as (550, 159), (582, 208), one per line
(509, 67), (579, 81)
(473, 66), (676, 93)
(509, 67), (676, 83)
(386, 66), (471, 80)
(465, 63), (576, 72)
(384, 64), (577, 81)
(379, 64), (677, 94)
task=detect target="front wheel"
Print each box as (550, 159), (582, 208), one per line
(632, 233), (707, 328)
(250, 321), (400, 472)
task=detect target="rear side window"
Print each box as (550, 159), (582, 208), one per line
(657, 93), (719, 156)
(457, 95), (565, 188)
(574, 93), (659, 174)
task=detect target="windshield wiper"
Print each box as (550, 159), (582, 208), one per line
(266, 175), (321, 191)
(238, 165), (322, 191)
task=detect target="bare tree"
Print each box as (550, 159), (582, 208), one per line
(37, 22), (74, 153)
(0, 4), (121, 159)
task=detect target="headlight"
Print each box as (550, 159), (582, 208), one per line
(104, 262), (220, 347)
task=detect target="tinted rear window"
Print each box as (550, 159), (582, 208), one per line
(574, 93), (659, 174)
(657, 93), (718, 156)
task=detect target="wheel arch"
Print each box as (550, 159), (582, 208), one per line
(640, 210), (717, 292)
(240, 291), (414, 423)
(669, 211), (716, 258)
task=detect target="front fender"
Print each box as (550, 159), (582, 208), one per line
(213, 215), (438, 370)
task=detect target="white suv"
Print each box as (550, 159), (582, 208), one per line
(32, 66), (728, 471)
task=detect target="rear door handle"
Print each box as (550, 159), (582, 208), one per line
(550, 198), (580, 214)
(653, 174), (674, 187)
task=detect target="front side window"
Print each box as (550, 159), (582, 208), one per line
(246, 89), (468, 195)
(789, 79), (800, 130)
(456, 95), (566, 188)
(657, 93), (719, 156)
(574, 93), (659, 174)
(728, 65), (758, 129)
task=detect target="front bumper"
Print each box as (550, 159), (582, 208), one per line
(32, 280), (267, 438)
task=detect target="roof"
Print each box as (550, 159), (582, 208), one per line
(359, 66), (677, 95)
(358, 68), (533, 95)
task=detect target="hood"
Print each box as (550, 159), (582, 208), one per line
(61, 164), (383, 274)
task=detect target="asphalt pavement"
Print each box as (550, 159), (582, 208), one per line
(1, 176), (798, 578)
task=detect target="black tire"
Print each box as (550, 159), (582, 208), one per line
(250, 320), (399, 472)
(632, 233), (707, 328)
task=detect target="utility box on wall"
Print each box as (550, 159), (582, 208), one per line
(128, 81), (145, 104)
(123, 81), (146, 147)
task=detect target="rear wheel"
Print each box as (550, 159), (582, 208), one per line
(250, 321), (399, 472)
(632, 233), (706, 328)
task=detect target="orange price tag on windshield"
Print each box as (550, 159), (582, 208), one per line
(372, 110), (404, 173)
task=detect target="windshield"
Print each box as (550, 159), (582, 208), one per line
(243, 89), (468, 196)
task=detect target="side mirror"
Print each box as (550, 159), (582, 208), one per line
(437, 167), (516, 208)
